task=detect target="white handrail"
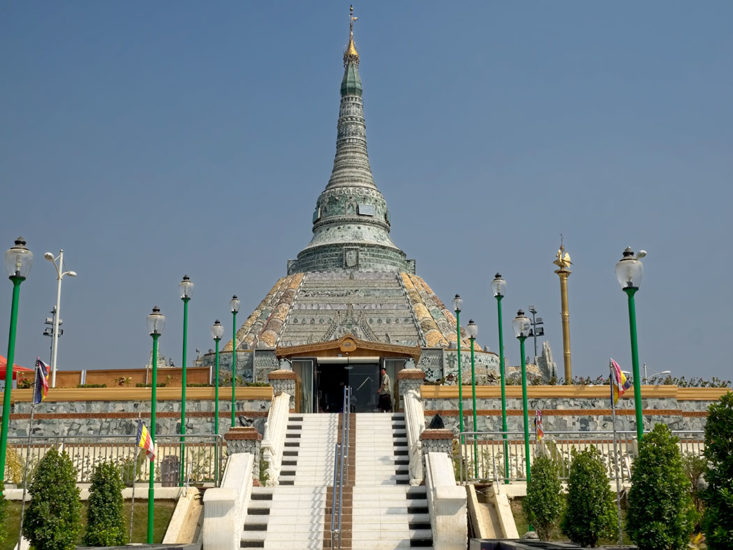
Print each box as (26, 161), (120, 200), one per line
(425, 452), (467, 550)
(403, 388), (425, 485)
(261, 392), (291, 486)
(202, 453), (254, 550)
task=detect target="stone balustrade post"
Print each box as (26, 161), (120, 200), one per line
(225, 427), (262, 478)
(397, 367), (425, 399)
(268, 369), (297, 411)
(420, 428), (454, 468)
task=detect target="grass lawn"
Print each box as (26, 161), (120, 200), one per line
(1, 500), (176, 550)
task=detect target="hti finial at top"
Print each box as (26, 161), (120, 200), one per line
(553, 235), (572, 270)
(344, 4), (360, 67)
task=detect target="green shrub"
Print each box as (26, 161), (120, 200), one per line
(627, 424), (694, 550)
(702, 391), (733, 549)
(84, 461), (127, 546)
(523, 455), (564, 540)
(22, 448), (82, 550)
(561, 447), (618, 547)
(682, 453), (707, 531)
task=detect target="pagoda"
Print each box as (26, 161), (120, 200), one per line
(218, 10), (499, 412)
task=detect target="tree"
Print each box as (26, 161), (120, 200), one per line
(627, 423), (694, 550)
(84, 461), (127, 546)
(523, 455), (564, 540)
(561, 447), (618, 547)
(702, 391), (733, 549)
(22, 448), (82, 550)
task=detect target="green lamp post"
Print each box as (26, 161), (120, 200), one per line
(452, 294), (464, 442)
(490, 273), (510, 483)
(0, 238), (33, 494)
(146, 306), (165, 544)
(230, 295), (240, 428)
(178, 275), (193, 487)
(466, 319), (479, 479)
(211, 320), (223, 482)
(211, 320), (223, 435)
(512, 309), (532, 483)
(615, 247), (646, 441)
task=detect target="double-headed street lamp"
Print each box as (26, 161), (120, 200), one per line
(43, 249), (76, 388)
(1, 238), (33, 494)
(230, 295), (240, 428)
(179, 275), (194, 487)
(466, 319), (479, 478)
(512, 309), (532, 483)
(643, 365), (670, 384)
(615, 247), (646, 440)
(452, 294), (464, 441)
(146, 306), (165, 544)
(490, 273), (509, 483)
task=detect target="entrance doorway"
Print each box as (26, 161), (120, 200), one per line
(316, 362), (380, 413)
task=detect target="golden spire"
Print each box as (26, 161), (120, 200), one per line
(344, 5), (359, 66)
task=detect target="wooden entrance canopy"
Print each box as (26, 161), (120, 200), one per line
(276, 334), (421, 362)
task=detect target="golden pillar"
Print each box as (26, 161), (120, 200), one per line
(553, 244), (572, 383)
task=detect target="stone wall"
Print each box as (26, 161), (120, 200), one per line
(420, 385), (729, 434)
(4, 387), (272, 439)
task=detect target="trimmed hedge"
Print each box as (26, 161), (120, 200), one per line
(84, 461), (127, 546)
(22, 448), (82, 550)
(561, 447), (618, 547)
(627, 424), (694, 550)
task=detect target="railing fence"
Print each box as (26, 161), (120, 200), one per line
(4, 433), (225, 488)
(457, 430), (704, 484)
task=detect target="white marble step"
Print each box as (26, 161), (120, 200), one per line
(258, 485), (327, 549)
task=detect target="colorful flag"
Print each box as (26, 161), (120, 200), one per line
(33, 358), (49, 404)
(136, 420), (155, 460)
(610, 358), (631, 405)
(534, 409), (544, 441)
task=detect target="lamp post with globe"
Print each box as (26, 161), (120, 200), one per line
(615, 247), (646, 440)
(490, 273), (509, 482)
(512, 309), (532, 483)
(0, 238), (33, 494)
(146, 306), (165, 544)
(453, 294), (464, 441)
(230, 295), (240, 428)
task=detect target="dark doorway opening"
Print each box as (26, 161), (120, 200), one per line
(316, 363), (380, 413)
(317, 364), (348, 412)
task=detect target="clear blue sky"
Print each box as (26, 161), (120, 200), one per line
(1, 2), (731, 381)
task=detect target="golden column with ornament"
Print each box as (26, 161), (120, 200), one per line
(554, 243), (573, 383)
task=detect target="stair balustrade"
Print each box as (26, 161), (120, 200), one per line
(403, 388), (426, 485)
(260, 392), (291, 486)
(425, 451), (468, 550)
(202, 453), (254, 550)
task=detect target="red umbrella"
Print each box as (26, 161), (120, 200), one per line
(0, 355), (34, 380)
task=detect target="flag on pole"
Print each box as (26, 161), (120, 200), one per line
(534, 409), (544, 441)
(33, 359), (49, 404)
(136, 420), (155, 460)
(610, 358), (631, 405)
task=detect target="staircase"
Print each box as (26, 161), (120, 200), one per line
(352, 413), (434, 549)
(238, 411), (434, 549)
(240, 414), (338, 549)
